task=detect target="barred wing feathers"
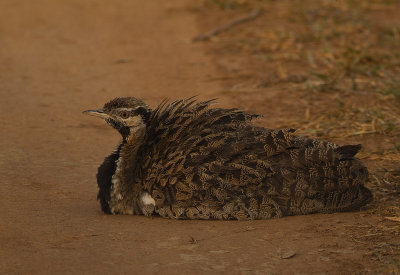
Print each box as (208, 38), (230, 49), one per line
(136, 99), (371, 219)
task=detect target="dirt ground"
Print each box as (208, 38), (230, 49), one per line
(0, 0), (399, 274)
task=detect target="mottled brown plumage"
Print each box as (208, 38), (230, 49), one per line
(84, 97), (372, 220)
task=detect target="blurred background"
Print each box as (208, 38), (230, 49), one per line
(0, 0), (399, 273)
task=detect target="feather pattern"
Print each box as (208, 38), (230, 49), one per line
(91, 97), (372, 220)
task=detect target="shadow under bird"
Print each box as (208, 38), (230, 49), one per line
(83, 97), (372, 220)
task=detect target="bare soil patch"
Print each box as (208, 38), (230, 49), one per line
(0, 0), (399, 274)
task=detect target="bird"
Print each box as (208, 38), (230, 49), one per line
(83, 97), (372, 220)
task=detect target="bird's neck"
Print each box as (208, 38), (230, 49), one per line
(108, 124), (146, 214)
(121, 124), (146, 161)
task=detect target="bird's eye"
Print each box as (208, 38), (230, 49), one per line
(120, 111), (130, 119)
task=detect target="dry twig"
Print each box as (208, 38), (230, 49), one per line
(193, 9), (261, 42)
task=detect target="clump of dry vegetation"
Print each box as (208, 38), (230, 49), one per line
(195, 0), (400, 269)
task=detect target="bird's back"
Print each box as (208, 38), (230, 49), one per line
(131, 99), (371, 219)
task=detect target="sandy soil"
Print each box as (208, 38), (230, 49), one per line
(0, 0), (399, 274)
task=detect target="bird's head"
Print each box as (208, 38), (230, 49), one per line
(83, 97), (151, 140)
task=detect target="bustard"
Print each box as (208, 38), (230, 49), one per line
(83, 97), (372, 220)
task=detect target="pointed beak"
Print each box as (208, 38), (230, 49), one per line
(82, 109), (109, 119)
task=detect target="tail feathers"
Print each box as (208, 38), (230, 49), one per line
(319, 185), (373, 213)
(288, 185), (373, 216)
(352, 185), (373, 209)
(335, 144), (362, 160)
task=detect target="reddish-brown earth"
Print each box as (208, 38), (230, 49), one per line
(0, 0), (399, 274)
